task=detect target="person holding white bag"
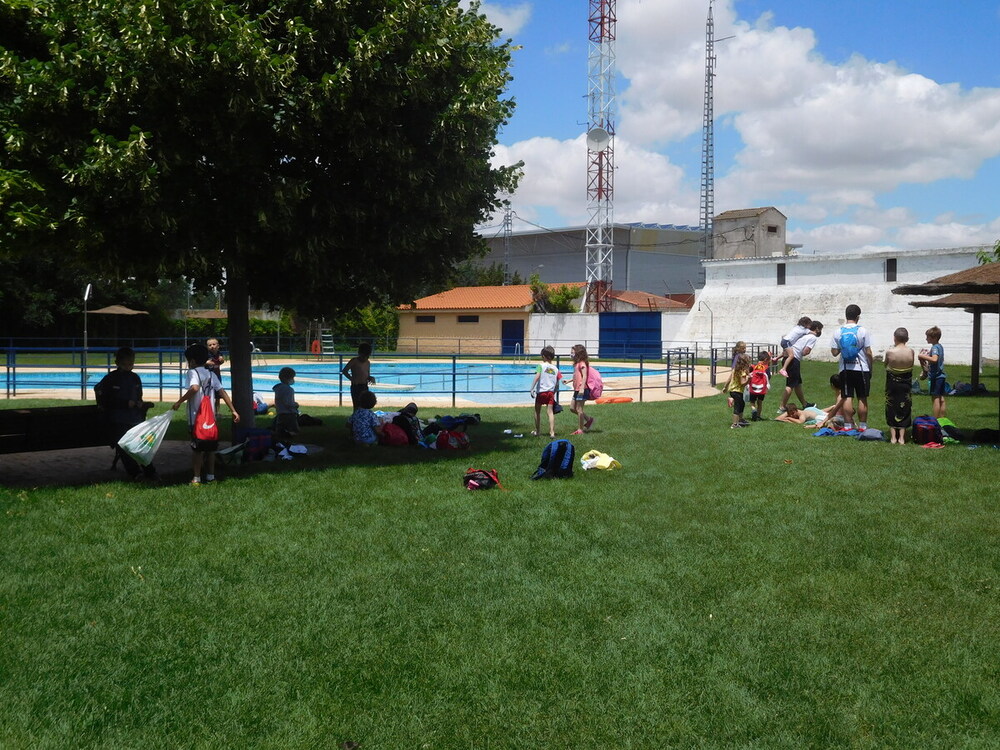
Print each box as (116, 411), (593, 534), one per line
(95, 347), (157, 481)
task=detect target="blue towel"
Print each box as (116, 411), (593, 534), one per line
(834, 429), (861, 437)
(812, 428), (836, 437)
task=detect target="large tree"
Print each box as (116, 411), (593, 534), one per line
(1, 0), (518, 416)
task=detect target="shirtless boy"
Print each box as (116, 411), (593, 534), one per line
(342, 342), (376, 411)
(885, 327), (916, 444)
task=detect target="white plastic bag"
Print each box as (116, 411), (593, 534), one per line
(117, 412), (173, 466)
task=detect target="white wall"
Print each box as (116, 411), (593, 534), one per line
(672, 247), (998, 364)
(528, 313), (597, 355)
(527, 310), (692, 359)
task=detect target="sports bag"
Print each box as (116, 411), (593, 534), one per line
(586, 365), (603, 399)
(463, 468), (502, 490)
(530, 439), (575, 480)
(118, 412), (173, 467)
(193, 385), (218, 442)
(748, 366), (769, 396)
(380, 422), (409, 446)
(912, 415), (942, 445)
(436, 429), (470, 450)
(838, 324), (862, 365)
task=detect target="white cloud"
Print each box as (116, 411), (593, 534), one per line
(492, 135), (694, 229)
(460, 1), (532, 36)
(619, 0), (1000, 224)
(789, 223), (886, 254)
(854, 206), (916, 230)
(500, 0), (1000, 249)
(893, 219), (1000, 250)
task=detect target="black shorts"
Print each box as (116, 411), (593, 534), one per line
(729, 390), (746, 415)
(785, 358), (803, 387)
(840, 370), (871, 399)
(190, 437), (219, 453)
(350, 383), (370, 408)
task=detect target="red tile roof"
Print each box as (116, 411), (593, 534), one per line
(611, 290), (690, 309)
(402, 283), (587, 311)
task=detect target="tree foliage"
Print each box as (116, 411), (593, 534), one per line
(978, 239), (1000, 264)
(529, 273), (581, 313)
(1, 0), (517, 308)
(1, 0), (518, 410)
(447, 259), (522, 289)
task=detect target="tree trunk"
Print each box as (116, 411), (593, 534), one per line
(225, 270), (255, 434)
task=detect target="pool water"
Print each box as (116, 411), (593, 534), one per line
(6, 362), (655, 405)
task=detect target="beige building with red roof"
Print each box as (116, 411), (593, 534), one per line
(398, 283), (691, 354)
(398, 283), (586, 354)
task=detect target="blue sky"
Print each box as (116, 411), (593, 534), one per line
(466, 0), (1000, 253)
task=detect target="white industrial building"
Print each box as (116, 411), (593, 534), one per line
(482, 222), (704, 298)
(675, 246), (998, 365)
(477, 208), (996, 364)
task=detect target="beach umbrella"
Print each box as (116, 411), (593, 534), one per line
(893, 265), (1000, 429)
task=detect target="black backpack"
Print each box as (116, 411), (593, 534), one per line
(464, 468), (501, 490)
(531, 439), (575, 480)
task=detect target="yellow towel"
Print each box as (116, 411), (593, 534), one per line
(580, 449), (622, 471)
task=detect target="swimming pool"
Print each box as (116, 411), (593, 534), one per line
(4, 361), (665, 405)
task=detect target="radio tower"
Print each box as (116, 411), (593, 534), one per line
(699, 0), (717, 283)
(502, 203), (513, 284)
(584, 0), (616, 312)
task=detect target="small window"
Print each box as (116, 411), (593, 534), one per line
(767, 225), (779, 235)
(777, 263), (786, 286)
(457, 315), (479, 323)
(415, 315), (435, 323)
(885, 258), (897, 282)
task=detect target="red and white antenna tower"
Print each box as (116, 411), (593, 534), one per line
(584, 0), (616, 312)
(700, 0), (717, 284)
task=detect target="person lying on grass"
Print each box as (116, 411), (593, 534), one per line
(774, 403), (830, 426)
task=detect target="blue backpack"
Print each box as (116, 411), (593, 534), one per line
(531, 439), (575, 480)
(839, 325), (862, 365)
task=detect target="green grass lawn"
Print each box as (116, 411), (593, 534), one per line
(2, 362), (998, 748)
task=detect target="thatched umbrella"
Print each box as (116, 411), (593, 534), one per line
(893, 265), (1000, 428)
(892, 262), (1000, 296)
(89, 304), (149, 343)
(90, 304), (150, 316)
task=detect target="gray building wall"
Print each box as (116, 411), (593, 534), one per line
(713, 208), (788, 259)
(481, 223), (704, 296)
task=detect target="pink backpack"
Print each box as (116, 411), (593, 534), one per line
(586, 365), (603, 399)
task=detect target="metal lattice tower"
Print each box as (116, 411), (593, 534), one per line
(585, 0), (616, 312)
(699, 0), (717, 283)
(502, 203), (513, 285)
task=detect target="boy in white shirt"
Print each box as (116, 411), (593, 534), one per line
(172, 343), (240, 485)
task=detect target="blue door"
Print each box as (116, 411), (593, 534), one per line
(501, 319), (525, 355)
(599, 312), (661, 358)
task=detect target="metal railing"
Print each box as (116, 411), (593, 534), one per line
(3, 348), (704, 407)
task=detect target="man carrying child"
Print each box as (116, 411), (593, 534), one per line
(777, 320), (823, 415)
